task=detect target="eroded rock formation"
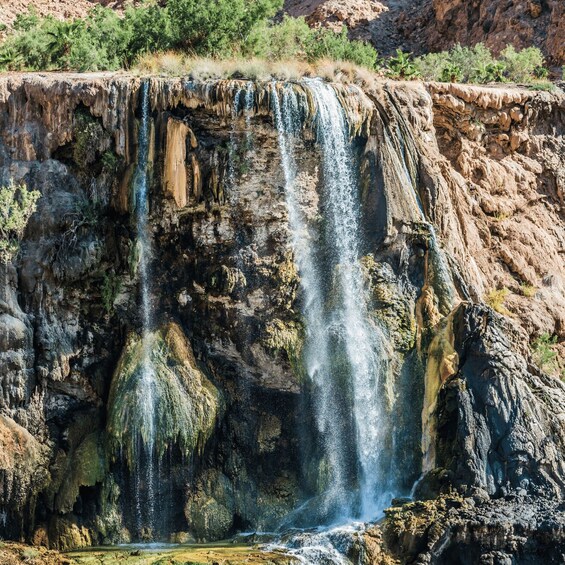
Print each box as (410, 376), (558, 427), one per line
(0, 74), (564, 562)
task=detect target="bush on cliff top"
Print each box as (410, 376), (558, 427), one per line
(0, 1), (378, 72)
(408, 43), (549, 85)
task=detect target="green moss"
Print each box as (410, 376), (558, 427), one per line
(101, 150), (122, 174)
(95, 476), (129, 544)
(361, 255), (416, 352)
(107, 323), (220, 468)
(263, 318), (305, 379)
(58, 433), (105, 513)
(73, 110), (106, 169)
(101, 272), (121, 314)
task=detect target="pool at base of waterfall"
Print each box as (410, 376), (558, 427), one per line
(65, 523), (368, 564)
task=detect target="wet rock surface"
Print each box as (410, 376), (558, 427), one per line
(365, 495), (565, 564)
(0, 74), (563, 561)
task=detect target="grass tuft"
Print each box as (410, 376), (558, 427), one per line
(486, 287), (512, 316)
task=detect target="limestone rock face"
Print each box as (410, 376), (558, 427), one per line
(423, 304), (565, 497)
(365, 495), (565, 564)
(285, 0), (388, 36)
(0, 74), (563, 554)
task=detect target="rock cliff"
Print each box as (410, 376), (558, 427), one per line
(0, 73), (564, 562)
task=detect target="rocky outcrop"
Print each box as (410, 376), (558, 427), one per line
(423, 0), (565, 66)
(0, 73), (563, 557)
(284, 0), (388, 36)
(365, 494), (565, 564)
(418, 303), (565, 498)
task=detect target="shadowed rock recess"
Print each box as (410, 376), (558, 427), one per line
(0, 74), (564, 563)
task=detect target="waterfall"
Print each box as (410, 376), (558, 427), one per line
(273, 80), (393, 523)
(132, 80), (157, 537)
(305, 79), (392, 519)
(272, 83), (351, 519)
(228, 81), (255, 202)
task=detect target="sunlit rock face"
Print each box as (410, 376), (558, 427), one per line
(0, 73), (564, 562)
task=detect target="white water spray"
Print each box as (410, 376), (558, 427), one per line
(132, 81), (157, 536)
(272, 83), (351, 518)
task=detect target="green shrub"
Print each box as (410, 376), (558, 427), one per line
(244, 15), (314, 61)
(168, 0), (282, 57)
(532, 333), (561, 375)
(415, 43), (496, 82)
(0, 180), (41, 262)
(414, 43), (547, 85)
(385, 49), (420, 79)
(440, 62), (463, 83)
(501, 45), (547, 83)
(310, 27), (377, 68)
(473, 61), (506, 83)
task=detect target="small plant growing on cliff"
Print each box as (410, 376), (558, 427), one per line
(486, 287), (511, 316)
(519, 283), (537, 298)
(532, 333), (561, 375)
(0, 180), (41, 263)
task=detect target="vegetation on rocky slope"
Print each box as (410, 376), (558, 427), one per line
(0, 180), (40, 263)
(385, 43), (552, 86)
(0, 1), (377, 72)
(0, 0), (554, 88)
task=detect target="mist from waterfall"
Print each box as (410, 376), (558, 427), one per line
(272, 79), (394, 525)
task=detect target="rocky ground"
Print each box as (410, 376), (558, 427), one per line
(365, 495), (565, 564)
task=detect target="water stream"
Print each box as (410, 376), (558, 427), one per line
(272, 80), (396, 530)
(131, 81), (158, 537)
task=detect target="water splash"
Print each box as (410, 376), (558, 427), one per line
(266, 523), (365, 564)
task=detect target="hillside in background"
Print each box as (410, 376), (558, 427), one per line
(1, 0), (563, 65)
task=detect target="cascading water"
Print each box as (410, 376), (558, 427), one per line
(306, 79), (393, 519)
(272, 79), (394, 527)
(130, 80), (158, 537)
(271, 83), (351, 519)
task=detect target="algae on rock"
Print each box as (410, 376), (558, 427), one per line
(106, 322), (220, 468)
